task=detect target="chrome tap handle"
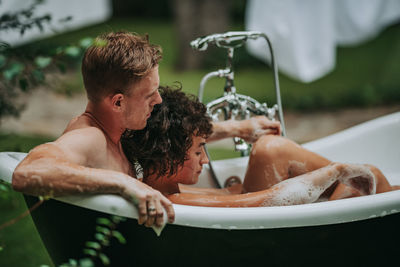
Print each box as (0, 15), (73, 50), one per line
(190, 31), (263, 51)
(206, 93), (279, 154)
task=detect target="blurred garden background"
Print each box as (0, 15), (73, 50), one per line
(1, 0), (400, 266)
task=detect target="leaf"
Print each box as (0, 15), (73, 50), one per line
(96, 226), (111, 235)
(83, 248), (97, 257)
(34, 56), (52, 68)
(111, 215), (126, 223)
(68, 258), (78, 266)
(64, 46), (80, 57)
(112, 230), (126, 244)
(79, 37), (93, 49)
(59, 16), (73, 23)
(0, 42), (10, 52)
(0, 184), (10, 192)
(93, 38), (107, 48)
(94, 233), (105, 242)
(96, 217), (112, 227)
(85, 241), (101, 250)
(38, 195), (51, 201)
(99, 253), (110, 266)
(3, 62), (24, 80)
(35, 20), (44, 32)
(79, 258), (95, 267)
(100, 238), (110, 247)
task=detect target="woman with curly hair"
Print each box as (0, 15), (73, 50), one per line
(121, 86), (398, 207)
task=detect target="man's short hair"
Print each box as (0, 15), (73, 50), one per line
(82, 31), (162, 102)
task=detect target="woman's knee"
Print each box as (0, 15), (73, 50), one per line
(251, 135), (295, 160)
(364, 164), (391, 193)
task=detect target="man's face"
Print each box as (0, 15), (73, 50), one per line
(123, 65), (161, 130)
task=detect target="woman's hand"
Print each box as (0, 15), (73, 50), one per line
(208, 116), (281, 143)
(237, 116), (281, 143)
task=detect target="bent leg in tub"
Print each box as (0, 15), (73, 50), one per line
(168, 163), (376, 207)
(329, 164), (400, 200)
(242, 135), (399, 200)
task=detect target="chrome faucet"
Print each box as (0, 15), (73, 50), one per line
(192, 31), (286, 156)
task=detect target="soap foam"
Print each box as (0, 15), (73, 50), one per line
(260, 178), (331, 207)
(338, 164), (376, 195)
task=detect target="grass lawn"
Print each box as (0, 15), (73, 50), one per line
(0, 190), (54, 267)
(0, 134), (55, 267)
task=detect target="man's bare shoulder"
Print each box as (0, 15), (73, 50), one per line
(59, 114), (108, 151)
(56, 126), (108, 155)
(63, 114), (97, 134)
(21, 127), (107, 167)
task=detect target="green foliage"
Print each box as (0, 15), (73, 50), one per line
(58, 216), (127, 267)
(0, 0), (53, 119)
(0, 0), (51, 35)
(0, 191), (53, 266)
(0, 36), (96, 120)
(0, 180), (13, 200)
(0, 0), (92, 121)
(0, 132), (53, 152)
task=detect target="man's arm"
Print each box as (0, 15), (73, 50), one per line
(12, 128), (174, 226)
(207, 116), (281, 143)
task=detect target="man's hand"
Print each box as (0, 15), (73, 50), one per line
(237, 116), (281, 143)
(121, 178), (175, 227)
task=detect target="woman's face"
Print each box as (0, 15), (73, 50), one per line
(173, 135), (209, 185)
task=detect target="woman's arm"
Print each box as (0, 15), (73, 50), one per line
(207, 116), (281, 143)
(178, 184), (243, 196)
(168, 163), (376, 207)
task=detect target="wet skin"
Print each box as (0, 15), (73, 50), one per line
(12, 66), (176, 227)
(147, 135), (399, 207)
(11, 63), (288, 225)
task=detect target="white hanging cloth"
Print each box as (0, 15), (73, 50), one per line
(0, 0), (112, 46)
(245, 0), (400, 82)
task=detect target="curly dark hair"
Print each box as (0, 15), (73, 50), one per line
(121, 85), (213, 179)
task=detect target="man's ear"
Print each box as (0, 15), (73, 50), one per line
(110, 93), (124, 111)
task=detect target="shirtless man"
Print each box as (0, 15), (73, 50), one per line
(12, 32), (280, 227)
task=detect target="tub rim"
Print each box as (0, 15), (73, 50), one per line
(52, 189), (400, 230)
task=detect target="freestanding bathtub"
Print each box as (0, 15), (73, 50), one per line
(1, 112), (399, 267)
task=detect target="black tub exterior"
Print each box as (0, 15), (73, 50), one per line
(25, 196), (400, 267)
